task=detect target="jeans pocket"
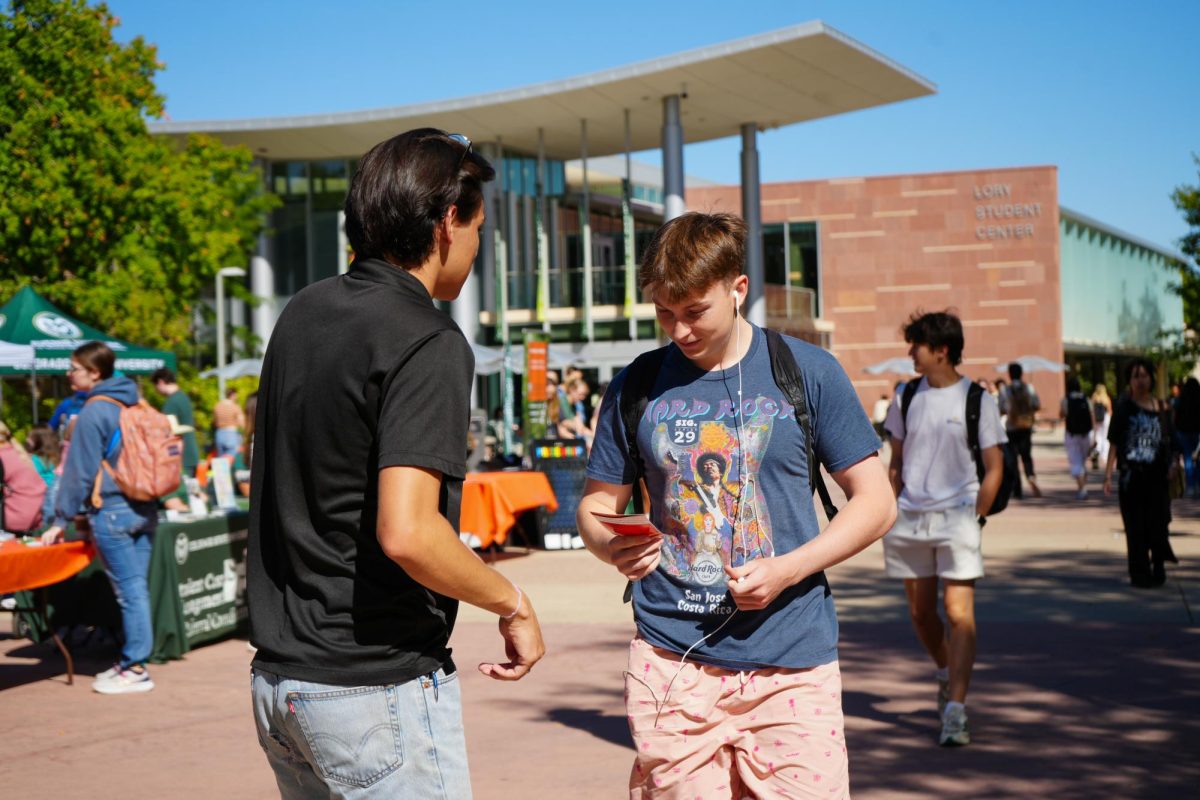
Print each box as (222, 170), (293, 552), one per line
(98, 506), (147, 538)
(289, 685), (403, 788)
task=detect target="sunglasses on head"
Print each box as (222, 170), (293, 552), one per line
(447, 132), (472, 172)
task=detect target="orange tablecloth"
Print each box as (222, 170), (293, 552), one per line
(0, 540), (96, 594)
(460, 471), (558, 548)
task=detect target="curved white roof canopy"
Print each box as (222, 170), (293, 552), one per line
(151, 21), (935, 161)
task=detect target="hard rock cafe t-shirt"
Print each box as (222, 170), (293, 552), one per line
(588, 326), (879, 670)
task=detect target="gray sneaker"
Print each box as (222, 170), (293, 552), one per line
(939, 704), (970, 747)
(937, 677), (950, 716)
(92, 666), (155, 695)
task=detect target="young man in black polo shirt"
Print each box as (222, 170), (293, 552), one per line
(248, 129), (544, 799)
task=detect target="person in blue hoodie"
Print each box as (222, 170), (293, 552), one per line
(41, 341), (157, 694)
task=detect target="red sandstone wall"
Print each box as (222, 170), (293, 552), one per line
(688, 166), (1065, 419)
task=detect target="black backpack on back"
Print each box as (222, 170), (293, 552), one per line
(618, 328), (838, 522)
(1065, 392), (1093, 435)
(900, 379), (1015, 516)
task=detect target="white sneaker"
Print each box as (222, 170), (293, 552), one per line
(92, 666), (155, 695)
(94, 663), (122, 682)
(1076, 488), (1088, 501)
(939, 704), (970, 746)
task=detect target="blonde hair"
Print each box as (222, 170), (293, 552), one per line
(0, 421), (30, 457)
(1091, 384), (1110, 402)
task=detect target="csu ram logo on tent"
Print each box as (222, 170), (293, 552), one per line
(32, 312), (82, 339)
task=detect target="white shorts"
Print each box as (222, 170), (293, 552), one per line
(1064, 432), (1093, 478)
(882, 505), (984, 581)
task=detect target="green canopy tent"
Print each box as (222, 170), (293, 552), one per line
(0, 286), (177, 422)
(0, 286), (176, 375)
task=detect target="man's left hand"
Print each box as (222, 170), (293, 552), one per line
(723, 558), (797, 611)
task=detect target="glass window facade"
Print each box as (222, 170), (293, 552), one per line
(269, 158), (355, 297)
(763, 221), (820, 315)
(1060, 215), (1183, 350)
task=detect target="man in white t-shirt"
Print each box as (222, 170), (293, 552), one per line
(883, 310), (1007, 748)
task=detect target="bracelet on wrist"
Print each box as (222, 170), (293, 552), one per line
(501, 585), (523, 621)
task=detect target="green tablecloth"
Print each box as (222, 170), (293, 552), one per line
(18, 511), (248, 663)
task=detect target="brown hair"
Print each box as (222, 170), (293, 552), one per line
(638, 212), (746, 303)
(26, 426), (62, 467)
(73, 341), (116, 380)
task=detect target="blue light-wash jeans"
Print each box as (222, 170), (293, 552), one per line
(251, 666), (473, 800)
(214, 428), (242, 457)
(90, 497), (157, 668)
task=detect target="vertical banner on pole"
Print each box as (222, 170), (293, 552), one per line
(622, 177), (636, 316)
(523, 330), (550, 443)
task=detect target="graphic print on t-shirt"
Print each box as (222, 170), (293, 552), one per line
(1125, 410), (1163, 465)
(644, 392), (783, 587)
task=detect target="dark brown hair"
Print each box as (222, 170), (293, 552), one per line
(638, 213), (746, 302)
(902, 310), (964, 366)
(74, 341), (116, 380)
(345, 128), (496, 267)
(26, 426), (62, 467)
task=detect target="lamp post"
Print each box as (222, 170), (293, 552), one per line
(215, 266), (247, 398)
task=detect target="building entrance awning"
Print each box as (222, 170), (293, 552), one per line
(150, 21), (935, 160)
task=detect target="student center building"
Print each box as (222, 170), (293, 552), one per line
(154, 22), (1184, 416)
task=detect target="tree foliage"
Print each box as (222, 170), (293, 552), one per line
(0, 0), (276, 351)
(1152, 155), (1200, 373)
(1169, 154), (1200, 328)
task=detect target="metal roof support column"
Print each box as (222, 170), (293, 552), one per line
(581, 118), (594, 342)
(480, 142), (500, 332)
(740, 123), (765, 326)
(662, 95), (685, 221)
(624, 108), (638, 340)
(536, 128), (551, 333)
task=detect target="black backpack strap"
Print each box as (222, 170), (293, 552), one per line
(765, 329), (838, 521)
(966, 381), (985, 483)
(900, 379), (920, 431)
(617, 346), (670, 514)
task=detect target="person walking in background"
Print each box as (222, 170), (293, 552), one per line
(1104, 358), (1181, 588)
(883, 311), (1006, 748)
(247, 129), (543, 799)
(1061, 377), (1096, 500)
(42, 342), (159, 693)
(999, 362), (1041, 498)
(1173, 377), (1200, 498)
(212, 387), (246, 457)
(152, 368), (200, 476)
(872, 392), (892, 439)
(1091, 383), (1113, 470)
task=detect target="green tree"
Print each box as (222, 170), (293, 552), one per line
(1151, 156), (1200, 379)
(1170, 154), (1200, 326)
(0, 0), (275, 352)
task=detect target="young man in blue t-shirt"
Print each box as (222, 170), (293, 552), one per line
(577, 212), (896, 799)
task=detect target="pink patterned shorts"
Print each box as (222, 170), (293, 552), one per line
(625, 637), (850, 800)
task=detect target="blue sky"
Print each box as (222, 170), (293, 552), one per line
(110, 0), (1198, 256)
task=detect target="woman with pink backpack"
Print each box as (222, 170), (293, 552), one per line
(41, 342), (161, 694)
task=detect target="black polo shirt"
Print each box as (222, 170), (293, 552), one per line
(247, 258), (474, 686)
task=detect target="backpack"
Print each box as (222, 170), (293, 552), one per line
(901, 379), (1015, 516)
(1006, 382), (1037, 429)
(1093, 400), (1108, 424)
(87, 396), (183, 505)
(1065, 392), (1093, 435)
(619, 330), (837, 518)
